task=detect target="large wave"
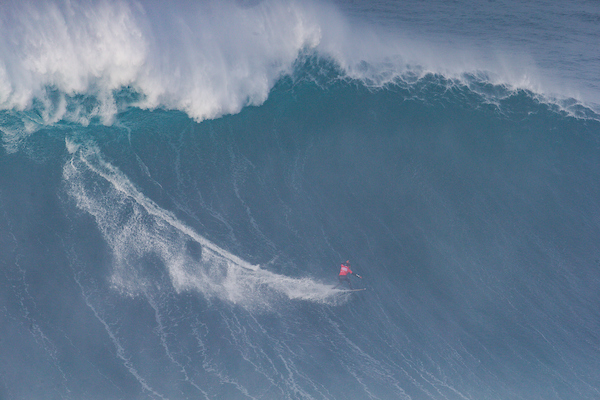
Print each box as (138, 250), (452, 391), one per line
(0, 0), (331, 123)
(2, 29), (600, 397)
(1, 0), (597, 131)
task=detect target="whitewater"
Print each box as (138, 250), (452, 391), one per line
(1, 0), (599, 399)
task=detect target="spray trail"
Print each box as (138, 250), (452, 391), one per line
(63, 138), (347, 309)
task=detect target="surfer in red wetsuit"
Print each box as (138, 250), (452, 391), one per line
(333, 260), (362, 289)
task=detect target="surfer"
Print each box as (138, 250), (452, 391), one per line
(333, 260), (362, 289)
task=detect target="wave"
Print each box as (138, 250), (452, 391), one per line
(0, 0), (326, 123)
(2, 11), (600, 395)
(1, 0), (597, 129)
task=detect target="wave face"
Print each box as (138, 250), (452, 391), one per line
(2, 1), (600, 400)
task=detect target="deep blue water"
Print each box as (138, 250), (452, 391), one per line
(1, 1), (600, 399)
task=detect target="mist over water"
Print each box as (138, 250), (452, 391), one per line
(0, 0), (328, 123)
(1, 0), (598, 128)
(1, 1), (600, 399)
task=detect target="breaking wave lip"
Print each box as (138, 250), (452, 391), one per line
(0, 0), (326, 124)
(63, 138), (350, 310)
(0, 0), (598, 132)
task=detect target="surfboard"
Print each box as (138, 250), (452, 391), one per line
(332, 287), (366, 292)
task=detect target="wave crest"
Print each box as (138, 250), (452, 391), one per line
(1, 0), (598, 127)
(0, 0), (326, 122)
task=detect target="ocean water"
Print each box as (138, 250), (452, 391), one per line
(1, 1), (600, 399)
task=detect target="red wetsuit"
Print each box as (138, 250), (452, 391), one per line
(336, 264), (353, 289)
(339, 264), (352, 276)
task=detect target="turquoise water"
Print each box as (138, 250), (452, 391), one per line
(1, 1), (600, 399)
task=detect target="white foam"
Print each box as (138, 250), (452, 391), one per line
(63, 139), (347, 309)
(0, 0), (325, 123)
(2, 0), (598, 128)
